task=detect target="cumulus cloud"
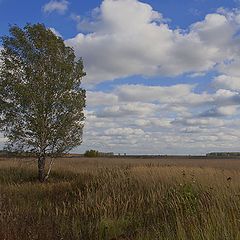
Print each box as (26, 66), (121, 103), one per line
(97, 102), (158, 118)
(115, 84), (213, 106)
(79, 79), (240, 154)
(199, 106), (238, 117)
(104, 127), (144, 136)
(190, 13), (234, 48)
(38, 1), (240, 154)
(213, 75), (240, 91)
(43, 0), (69, 14)
(87, 91), (118, 106)
(65, 0), (240, 85)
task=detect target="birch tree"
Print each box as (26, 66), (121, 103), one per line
(0, 24), (86, 182)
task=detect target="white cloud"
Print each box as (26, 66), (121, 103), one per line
(104, 127), (144, 136)
(190, 13), (234, 48)
(135, 118), (172, 128)
(43, 0), (69, 14)
(77, 79), (240, 154)
(199, 105), (238, 117)
(87, 91), (118, 106)
(97, 102), (158, 118)
(65, 0), (240, 85)
(213, 75), (240, 91)
(218, 106), (237, 115)
(219, 61), (240, 77)
(174, 118), (226, 127)
(115, 84), (213, 106)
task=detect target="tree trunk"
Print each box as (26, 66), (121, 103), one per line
(38, 154), (46, 182)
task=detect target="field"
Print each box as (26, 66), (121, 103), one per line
(1, 156), (240, 240)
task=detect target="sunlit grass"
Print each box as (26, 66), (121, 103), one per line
(1, 157), (240, 239)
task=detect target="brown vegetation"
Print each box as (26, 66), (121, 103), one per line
(1, 157), (240, 239)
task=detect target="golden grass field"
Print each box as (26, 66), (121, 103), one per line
(1, 156), (240, 240)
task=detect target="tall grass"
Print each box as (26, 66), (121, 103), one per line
(1, 157), (240, 239)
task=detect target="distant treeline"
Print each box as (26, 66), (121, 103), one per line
(0, 150), (35, 158)
(2, 149), (240, 158)
(206, 152), (240, 157)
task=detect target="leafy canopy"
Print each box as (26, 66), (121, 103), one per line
(0, 23), (86, 157)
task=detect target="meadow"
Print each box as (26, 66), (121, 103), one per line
(1, 156), (240, 240)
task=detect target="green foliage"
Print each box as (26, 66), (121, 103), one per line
(0, 23), (86, 157)
(84, 149), (99, 157)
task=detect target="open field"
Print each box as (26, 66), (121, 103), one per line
(1, 156), (240, 239)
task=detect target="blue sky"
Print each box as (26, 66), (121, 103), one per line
(0, 0), (238, 36)
(1, 0), (240, 154)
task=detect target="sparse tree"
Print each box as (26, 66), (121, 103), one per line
(0, 23), (86, 182)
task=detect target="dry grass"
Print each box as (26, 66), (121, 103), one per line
(1, 157), (240, 239)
